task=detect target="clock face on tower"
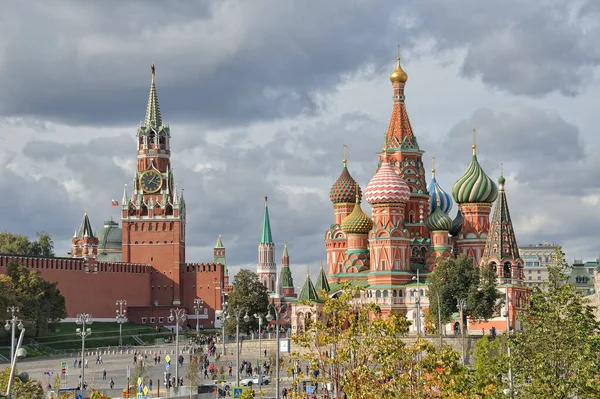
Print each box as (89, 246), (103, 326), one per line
(139, 170), (163, 193)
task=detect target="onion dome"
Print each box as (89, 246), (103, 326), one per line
(341, 197), (373, 235)
(449, 210), (463, 237)
(364, 157), (411, 204)
(390, 51), (408, 84)
(425, 206), (453, 232)
(330, 165), (361, 204)
(428, 158), (452, 214)
(451, 141), (498, 204)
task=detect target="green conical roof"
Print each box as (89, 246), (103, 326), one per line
(482, 176), (520, 262)
(452, 147), (498, 204)
(314, 262), (330, 296)
(298, 272), (321, 302)
(144, 64), (162, 127)
(261, 197), (273, 244)
(76, 211), (95, 239)
(215, 235), (224, 248)
(282, 242), (289, 257)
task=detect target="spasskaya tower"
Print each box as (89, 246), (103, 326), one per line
(121, 64), (186, 306)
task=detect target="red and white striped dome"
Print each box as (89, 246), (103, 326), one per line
(364, 159), (411, 204)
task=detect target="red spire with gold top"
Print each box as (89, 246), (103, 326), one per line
(386, 45), (416, 150)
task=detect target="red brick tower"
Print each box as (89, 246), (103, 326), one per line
(257, 197), (276, 292)
(326, 145), (362, 276)
(280, 242), (296, 298)
(480, 174), (528, 331)
(121, 64), (186, 306)
(71, 211), (99, 260)
(377, 48), (430, 264)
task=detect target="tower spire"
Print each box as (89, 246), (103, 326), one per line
(144, 63), (162, 127)
(472, 128), (477, 156)
(432, 156), (436, 178)
(343, 144), (347, 168)
(261, 196), (273, 244)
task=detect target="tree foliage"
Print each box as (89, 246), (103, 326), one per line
(0, 231), (55, 257)
(289, 285), (482, 398)
(186, 356), (201, 391)
(510, 247), (600, 398)
(225, 269), (269, 335)
(5, 261), (67, 336)
(0, 367), (44, 399)
(427, 255), (499, 325)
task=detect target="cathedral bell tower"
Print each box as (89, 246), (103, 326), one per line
(121, 64), (186, 306)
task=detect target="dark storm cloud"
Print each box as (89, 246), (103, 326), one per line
(428, 105), (597, 197)
(2, 1), (597, 127)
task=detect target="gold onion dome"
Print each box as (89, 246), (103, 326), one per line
(341, 199), (373, 235)
(425, 206), (453, 232)
(390, 56), (408, 84)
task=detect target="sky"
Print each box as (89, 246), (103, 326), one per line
(2, 0), (600, 288)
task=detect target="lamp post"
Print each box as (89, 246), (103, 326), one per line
(115, 300), (127, 348)
(456, 299), (466, 365)
(436, 291), (443, 348)
(5, 307), (23, 363)
(226, 307), (249, 387)
(5, 328), (26, 399)
(169, 308), (187, 388)
(194, 299), (203, 334)
(503, 282), (514, 398)
(412, 270), (421, 335)
(215, 278), (226, 355)
(266, 303), (288, 399)
(255, 313), (264, 392)
(76, 313), (92, 391)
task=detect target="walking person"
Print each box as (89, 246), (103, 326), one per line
(109, 378), (114, 389)
(103, 369), (107, 380)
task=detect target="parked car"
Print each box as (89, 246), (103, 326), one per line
(197, 384), (217, 393)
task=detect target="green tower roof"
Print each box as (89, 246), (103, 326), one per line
(314, 261), (330, 298)
(261, 197), (273, 244)
(144, 64), (162, 127)
(76, 211), (95, 239)
(215, 235), (224, 248)
(298, 271), (321, 302)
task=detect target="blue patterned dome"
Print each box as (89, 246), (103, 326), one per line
(428, 177), (452, 215)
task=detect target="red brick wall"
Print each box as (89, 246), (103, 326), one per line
(0, 256), (151, 320)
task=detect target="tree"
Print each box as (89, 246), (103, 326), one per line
(130, 359), (153, 390)
(186, 356), (201, 396)
(0, 367), (44, 399)
(225, 269), (269, 335)
(289, 285), (479, 398)
(0, 232), (55, 257)
(6, 261), (67, 336)
(428, 255), (499, 325)
(509, 248), (600, 398)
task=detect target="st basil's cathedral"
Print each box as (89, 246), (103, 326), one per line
(260, 51), (529, 333)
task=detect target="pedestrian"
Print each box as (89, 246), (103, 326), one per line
(282, 387), (288, 399)
(133, 355), (137, 364)
(103, 369), (107, 380)
(149, 377), (153, 391)
(109, 378), (114, 389)
(263, 349), (266, 357)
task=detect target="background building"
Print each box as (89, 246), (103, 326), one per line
(519, 241), (560, 288)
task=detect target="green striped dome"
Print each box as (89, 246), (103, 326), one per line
(341, 201), (373, 234)
(425, 206), (453, 232)
(452, 155), (498, 204)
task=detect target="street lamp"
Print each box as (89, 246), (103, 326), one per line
(266, 303), (288, 399)
(5, 327), (27, 399)
(225, 306), (249, 386)
(255, 313), (264, 392)
(501, 281), (515, 398)
(5, 307), (23, 363)
(412, 270), (422, 335)
(115, 300), (127, 348)
(215, 278), (226, 355)
(75, 313), (92, 391)
(194, 299), (203, 334)
(456, 299), (466, 365)
(168, 308), (187, 388)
